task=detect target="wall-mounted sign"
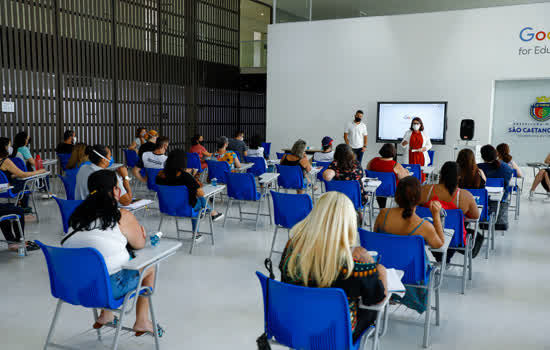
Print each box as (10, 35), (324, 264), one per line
(530, 96), (550, 121)
(1, 101), (15, 113)
(518, 27), (550, 56)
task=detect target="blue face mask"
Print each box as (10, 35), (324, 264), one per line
(108, 156), (114, 167)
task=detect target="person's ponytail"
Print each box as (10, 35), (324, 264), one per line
(496, 143), (512, 163)
(402, 205), (413, 219)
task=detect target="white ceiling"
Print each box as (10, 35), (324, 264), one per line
(275, 0), (550, 21)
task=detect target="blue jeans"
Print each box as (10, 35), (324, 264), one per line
(191, 197), (211, 232)
(110, 269), (140, 300)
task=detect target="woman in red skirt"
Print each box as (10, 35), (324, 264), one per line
(401, 117), (432, 182)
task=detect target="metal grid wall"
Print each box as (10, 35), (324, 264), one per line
(0, 0), (265, 160)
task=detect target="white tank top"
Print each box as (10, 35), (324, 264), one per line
(63, 221), (130, 275)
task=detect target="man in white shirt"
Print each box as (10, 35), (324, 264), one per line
(344, 110), (368, 164)
(313, 136), (334, 162)
(142, 136), (169, 169)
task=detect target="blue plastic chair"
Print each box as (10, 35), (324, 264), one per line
(486, 177), (504, 188)
(0, 170), (30, 202)
(467, 188), (492, 259)
(358, 228), (440, 348)
(60, 174), (77, 200)
(124, 149), (139, 169)
(314, 161), (332, 182)
(223, 173), (270, 230)
(157, 185), (214, 254)
(365, 170), (396, 207)
(269, 191), (313, 258)
(186, 152), (204, 173)
(145, 168), (161, 192)
(508, 169), (523, 220)
(0, 163), (40, 220)
(57, 153), (72, 173)
(0, 214), (25, 255)
(35, 240), (161, 350)
(427, 150), (434, 166)
(52, 196), (83, 234)
(276, 165), (307, 191)
(206, 160), (231, 185)
(261, 142), (271, 159)
(256, 272), (379, 350)
(402, 164), (422, 181)
(276, 152), (287, 160)
(244, 156), (267, 177)
(325, 180), (368, 227)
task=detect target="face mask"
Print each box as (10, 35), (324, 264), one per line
(7, 146), (13, 155)
(413, 124), (420, 131)
(93, 149), (114, 167)
(72, 136), (77, 144)
(141, 132), (146, 137)
(354, 117), (362, 123)
(109, 156), (114, 167)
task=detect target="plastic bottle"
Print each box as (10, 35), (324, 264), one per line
(18, 243), (26, 257)
(150, 232), (163, 247)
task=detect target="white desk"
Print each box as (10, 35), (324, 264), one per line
(203, 184), (226, 211)
(42, 159), (57, 168)
(486, 186), (504, 202)
(363, 179), (382, 230)
(120, 199), (154, 213)
(0, 185), (14, 193)
(108, 163), (124, 171)
(234, 163), (254, 172)
(259, 172), (280, 185)
(122, 240), (182, 271)
(267, 159), (280, 166)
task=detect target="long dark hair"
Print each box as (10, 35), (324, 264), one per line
(333, 143), (356, 171)
(135, 127), (146, 139)
(11, 131), (29, 157)
(496, 143), (512, 163)
(0, 137), (10, 158)
(163, 149), (187, 180)
(440, 161), (459, 196)
(68, 170), (121, 232)
(87, 144), (109, 165)
(395, 176), (421, 219)
(457, 149), (481, 189)
(191, 134), (202, 146)
(249, 134), (263, 150)
(481, 145), (500, 169)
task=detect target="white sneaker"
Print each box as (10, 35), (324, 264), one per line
(528, 192), (535, 201)
(193, 234), (204, 243)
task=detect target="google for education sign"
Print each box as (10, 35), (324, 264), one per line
(518, 27), (550, 56)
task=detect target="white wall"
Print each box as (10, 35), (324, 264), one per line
(266, 3), (550, 167)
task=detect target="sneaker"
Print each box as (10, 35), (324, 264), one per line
(529, 192), (535, 201)
(41, 193), (53, 200)
(193, 234), (204, 243)
(211, 213), (224, 222)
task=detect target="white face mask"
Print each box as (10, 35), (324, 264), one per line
(413, 124), (421, 131)
(7, 146), (13, 155)
(72, 136), (77, 144)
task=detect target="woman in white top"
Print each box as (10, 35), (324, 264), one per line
(400, 117), (432, 166)
(246, 134), (265, 158)
(128, 127), (147, 154)
(62, 170), (156, 336)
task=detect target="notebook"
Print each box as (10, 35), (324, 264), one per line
(386, 268), (406, 293)
(121, 199), (153, 210)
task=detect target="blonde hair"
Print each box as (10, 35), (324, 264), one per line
(66, 143), (89, 170)
(286, 191), (358, 287)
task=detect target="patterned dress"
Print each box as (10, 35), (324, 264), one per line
(327, 160), (367, 204)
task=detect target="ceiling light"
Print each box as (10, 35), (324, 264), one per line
(260, 12), (264, 16)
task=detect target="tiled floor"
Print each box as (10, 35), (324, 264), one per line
(1, 182), (549, 349)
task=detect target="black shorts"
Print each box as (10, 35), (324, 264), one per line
(542, 169), (550, 192)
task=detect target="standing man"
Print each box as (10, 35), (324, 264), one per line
(344, 110), (368, 164)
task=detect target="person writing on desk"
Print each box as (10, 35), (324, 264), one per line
(528, 152), (550, 202)
(344, 110), (368, 165)
(401, 117), (432, 182)
(63, 170), (157, 336)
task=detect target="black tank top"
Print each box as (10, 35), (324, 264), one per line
(281, 154), (307, 174)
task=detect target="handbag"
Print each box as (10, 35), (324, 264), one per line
(257, 258), (275, 350)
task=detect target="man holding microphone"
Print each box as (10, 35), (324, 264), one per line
(344, 110), (368, 164)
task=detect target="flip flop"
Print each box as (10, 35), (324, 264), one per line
(26, 241), (40, 251)
(135, 324), (164, 338)
(93, 316), (118, 329)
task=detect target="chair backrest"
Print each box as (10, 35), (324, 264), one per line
(226, 172), (259, 201)
(276, 152), (288, 160)
(359, 228), (429, 284)
(35, 240), (117, 308)
(145, 168), (161, 192)
(206, 160), (231, 184)
(124, 149), (139, 168)
(427, 150), (434, 166)
(325, 180), (362, 209)
(314, 161), (332, 182)
(256, 272), (354, 350)
(365, 170), (396, 197)
(157, 185), (197, 218)
(57, 153), (72, 172)
(465, 188), (489, 222)
(11, 157), (27, 172)
(0, 171), (16, 199)
(244, 156), (267, 177)
(402, 164), (422, 181)
(186, 152), (203, 172)
(486, 177), (504, 188)
(53, 196), (83, 233)
(271, 190), (313, 229)
(276, 165), (305, 189)
(416, 207), (465, 247)
(261, 142), (271, 159)
(60, 174), (77, 200)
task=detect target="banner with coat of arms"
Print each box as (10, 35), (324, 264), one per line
(530, 96), (550, 122)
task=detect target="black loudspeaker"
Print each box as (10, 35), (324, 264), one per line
(460, 119), (475, 140)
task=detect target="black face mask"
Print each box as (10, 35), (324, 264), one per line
(354, 117), (362, 123)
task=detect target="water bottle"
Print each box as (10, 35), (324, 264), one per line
(312, 161), (317, 168)
(212, 178), (217, 186)
(150, 232), (163, 247)
(18, 243), (26, 257)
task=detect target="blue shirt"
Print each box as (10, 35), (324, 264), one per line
(17, 146), (32, 160)
(478, 161), (513, 201)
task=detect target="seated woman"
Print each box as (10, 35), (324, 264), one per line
(280, 191), (388, 342)
(128, 127), (147, 154)
(0, 137), (46, 211)
(246, 134), (265, 158)
(62, 170), (156, 335)
(214, 136), (241, 170)
(367, 143), (409, 208)
(324, 143), (368, 205)
(75, 145), (132, 206)
(189, 134), (212, 169)
(11, 131), (36, 170)
(456, 148), (486, 189)
(478, 145), (513, 201)
(374, 176), (444, 313)
(496, 143), (523, 178)
(156, 149), (224, 241)
(529, 152), (550, 201)
(281, 139), (312, 194)
(65, 143), (90, 176)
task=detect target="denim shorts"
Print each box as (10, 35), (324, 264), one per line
(110, 269), (140, 300)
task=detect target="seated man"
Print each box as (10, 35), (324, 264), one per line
(75, 144), (132, 206)
(312, 136), (334, 162)
(132, 130), (158, 183)
(227, 130), (248, 160)
(56, 130), (76, 155)
(529, 152), (550, 202)
(142, 136), (169, 170)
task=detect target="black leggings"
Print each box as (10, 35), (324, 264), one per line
(0, 204), (25, 242)
(542, 169), (550, 192)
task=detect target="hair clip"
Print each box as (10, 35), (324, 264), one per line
(90, 190), (97, 195)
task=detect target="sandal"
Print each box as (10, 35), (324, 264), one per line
(135, 324), (164, 338)
(26, 241), (40, 251)
(93, 316), (118, 329)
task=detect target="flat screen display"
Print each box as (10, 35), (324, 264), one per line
(376, 102), (448, 145)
